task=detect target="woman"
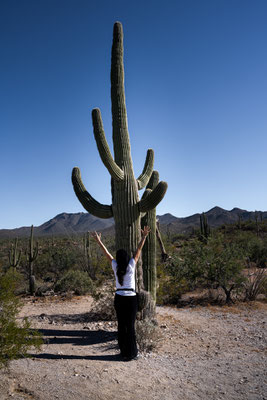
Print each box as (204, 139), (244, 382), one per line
(92, 226), (150, 361)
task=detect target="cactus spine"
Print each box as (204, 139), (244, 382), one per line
(72, 22), (167, 291)
(9, 238), (21, 270)
(27, 225), (38, 295)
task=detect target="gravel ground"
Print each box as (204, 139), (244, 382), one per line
(0, 296), (266, 400)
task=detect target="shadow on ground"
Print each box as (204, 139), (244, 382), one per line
(29, 352), (122, 362)
(38, 328), (116, 346)
(28, 311), (116, 324)
(27, 328), (120, 362)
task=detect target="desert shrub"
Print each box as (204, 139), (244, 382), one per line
(247, 238), (267, 268)
(157, 274), (189, 305)
(0, 269), (42, 368)
(234, 233), (267, 268)
(54, 269), (94, 295)
(135, 318), (162, 352)
(160, 234), (246, 304)
(90, 284), (117, 321)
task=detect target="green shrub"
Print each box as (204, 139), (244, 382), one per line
(0, 269), (42, 368)
(160, 234), (246, 304)
(247, 237), (267, 268)
(54, 269), (94, 295)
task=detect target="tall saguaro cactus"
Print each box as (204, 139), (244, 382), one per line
(72, 22), (167, 290)
(27, 225), (38, 295)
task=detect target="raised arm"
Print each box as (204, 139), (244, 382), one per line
(91, 232), (114, 263)
(134, 226), (151, 264)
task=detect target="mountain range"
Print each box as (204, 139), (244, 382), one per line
(1, 207), (266, 239)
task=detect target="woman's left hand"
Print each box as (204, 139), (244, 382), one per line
(91, 231), (102, 242)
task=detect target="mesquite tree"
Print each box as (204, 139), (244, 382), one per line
(72, 22), (167, 291)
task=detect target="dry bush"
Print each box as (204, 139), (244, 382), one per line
(135, 318), (162, 353)
(244, 268), (267, 301)
(91, 285), (117, 321)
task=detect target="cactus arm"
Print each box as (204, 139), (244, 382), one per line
(139, 181), (168, 213)
(141, 188), (151, 200)
(140, 188), (151, 218)
(72, 167), (113, 219)
(92, 108), (124, 181)
(136, 149), (154, 190)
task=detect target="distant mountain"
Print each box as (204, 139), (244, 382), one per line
(157, 207), (267, 234)
(0, 207), (266, 238)
(0, 213), (114, 238)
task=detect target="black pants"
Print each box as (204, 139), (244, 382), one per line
(114, 294), (138, 359)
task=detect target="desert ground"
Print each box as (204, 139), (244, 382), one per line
(0, 296), (266, 400)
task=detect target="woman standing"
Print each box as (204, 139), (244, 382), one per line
(92, 226), (150, 361)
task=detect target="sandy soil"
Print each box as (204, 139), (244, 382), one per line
(0, 296), (266, 400)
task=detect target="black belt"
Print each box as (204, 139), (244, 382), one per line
(116, 288), (135, 292)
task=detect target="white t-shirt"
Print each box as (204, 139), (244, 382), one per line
(112, 258), (136, 296)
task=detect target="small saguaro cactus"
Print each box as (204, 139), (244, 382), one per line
(9, 238), (21, 270)
(199, 212), (210, 242)
(83, 231), (94, 279)
(27, 225), (38, 295)
(72, 22), (168, 291)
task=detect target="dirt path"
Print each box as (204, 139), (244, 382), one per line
(0, 297), (266, 400)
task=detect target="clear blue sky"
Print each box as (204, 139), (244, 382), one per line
(1, 0), (267, 229)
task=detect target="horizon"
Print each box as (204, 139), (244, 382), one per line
(1, 0), (267, 229)
(2, 205), (267, 231)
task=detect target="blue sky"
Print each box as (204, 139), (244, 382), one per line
(1, 0), (267, 229)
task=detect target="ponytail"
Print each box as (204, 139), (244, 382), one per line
(116, 249), (130, 286)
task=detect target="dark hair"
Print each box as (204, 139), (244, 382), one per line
(116, 249), (130, 286)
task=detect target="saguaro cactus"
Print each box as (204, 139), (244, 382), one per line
(83, 231), (94, 279)
(27, 225), (38, 295)
(72, 22), (167, 290)
(9, 238), (21, 270)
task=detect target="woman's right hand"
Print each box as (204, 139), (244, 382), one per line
(141, 226), (151, 237)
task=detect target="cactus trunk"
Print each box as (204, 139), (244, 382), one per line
(141, 171), (159, 302)
(27, 225), (38, 295)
